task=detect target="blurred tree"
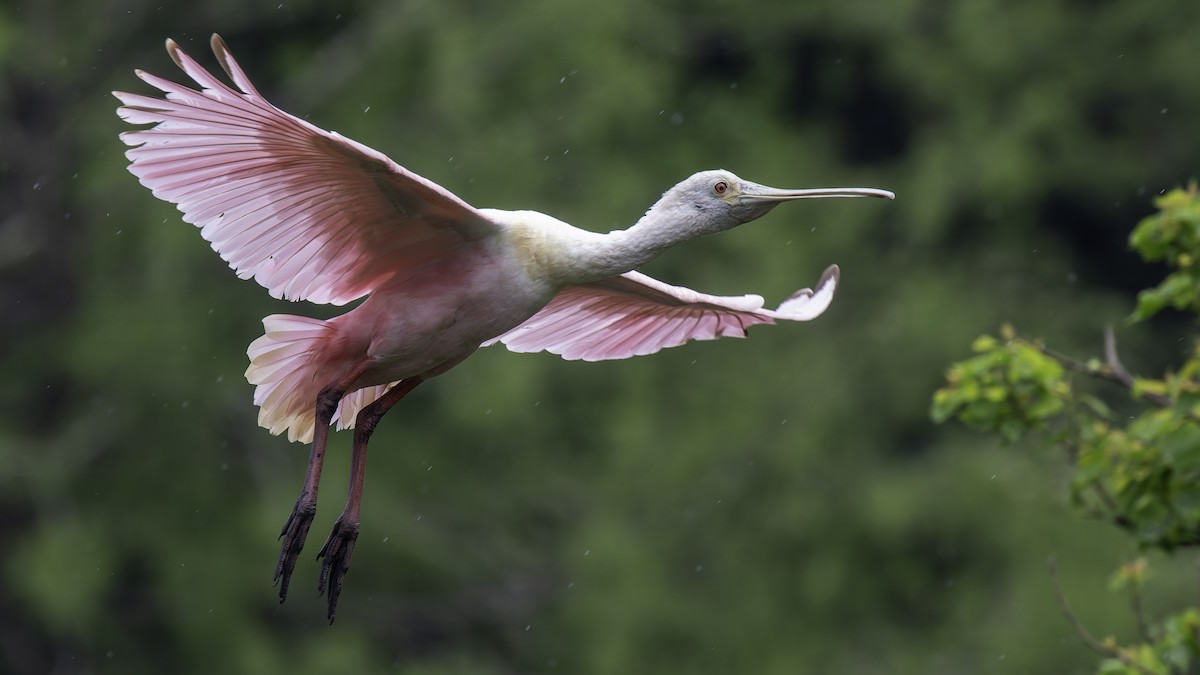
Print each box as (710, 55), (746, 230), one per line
(1, 0), (1199, 673)
(933, 187), (1200, 674)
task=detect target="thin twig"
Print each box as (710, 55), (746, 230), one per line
(1039, 334), (1200, 545)
(1091, 482), (1135, 530)
(1104, 324), (1136, 387)
(1038, 341), (1130, 387)
(1130, 579), (1152, 643)
(1047, 556), (1155, 675)
(1024, 331), (1200, 424)
(1047, 556), (1118, 655)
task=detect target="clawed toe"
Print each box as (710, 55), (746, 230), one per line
(316, 514), (359, 623)
(273, 496), (316, 604)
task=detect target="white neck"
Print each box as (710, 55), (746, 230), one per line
(485, 206), (712, 287)
(549, 212), (698, 284)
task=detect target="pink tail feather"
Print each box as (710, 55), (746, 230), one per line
(245, 314), (394, 443)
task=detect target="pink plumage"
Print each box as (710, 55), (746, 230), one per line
(485, 266), (840, 361)
(117, 38), (490, 307)
(114, 34), (892, 622)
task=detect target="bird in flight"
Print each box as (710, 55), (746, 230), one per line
(115, 34), (894, 623)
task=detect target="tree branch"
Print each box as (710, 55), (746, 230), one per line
(1024, 328), (1200, 424)
(1047, 556), (1155, 675)
(1130, 578), (1153, 644)
(1090, 481), (1135, 530)
(1104, 324), (1136, 387)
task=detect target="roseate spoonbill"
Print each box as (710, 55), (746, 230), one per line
(114, 34), (894, 622)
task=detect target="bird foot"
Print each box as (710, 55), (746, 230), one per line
(316, 513), (359, 624)
(273, 495), (316, 604)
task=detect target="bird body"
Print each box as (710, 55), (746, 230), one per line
(115, 34), (894, 622)
(244, 205), (678, 443)
(248, 215), (557, 443)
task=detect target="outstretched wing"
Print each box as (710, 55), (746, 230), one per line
(115, 34), (496, 305)
(486, 265), (840, 361)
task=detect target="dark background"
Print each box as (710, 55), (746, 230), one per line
(3, 1), (1199, 673)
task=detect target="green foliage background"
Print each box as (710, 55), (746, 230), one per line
(2, 0), (1199, 673)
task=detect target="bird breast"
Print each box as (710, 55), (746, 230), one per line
(481, 208), (612, 287)
(337, 235), (559, 386)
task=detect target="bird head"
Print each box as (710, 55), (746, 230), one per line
(646, 169), (894, 238)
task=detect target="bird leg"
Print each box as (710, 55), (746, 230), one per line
(316, 376), (423, 623)
(273, 365), (368, 604)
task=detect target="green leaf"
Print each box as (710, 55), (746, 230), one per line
(1097, 658), (1134, 674)
(1080, 394), (1113, 418)
(998, 418), (1025, 443)
(930, 388), (962, 423)
(1130, 274), (1199, 322)
(972, 334), (999, 352)
(1133, 378), (1169, 400)
(1160, 425), (1200, 469)
(1108, 558), (1149, 592)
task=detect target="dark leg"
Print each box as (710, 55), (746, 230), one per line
(273, 364), (369, 604)
(317, 376), (423, 623)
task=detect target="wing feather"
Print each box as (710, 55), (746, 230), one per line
(115, 34), (497, 305)
(487, 265), (840, 361)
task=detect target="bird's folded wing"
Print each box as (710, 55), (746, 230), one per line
(114, 34), (497, 305)
(485, 265), (839, 361)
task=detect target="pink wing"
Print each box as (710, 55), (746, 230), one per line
(486, 265), (840, 361)
(114, 34), (496, 305)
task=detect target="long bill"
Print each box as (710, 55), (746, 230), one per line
(740, 184), (896, 201)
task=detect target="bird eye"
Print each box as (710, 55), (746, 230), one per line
(713, 181), (728, 195)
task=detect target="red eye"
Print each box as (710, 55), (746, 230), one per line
(713, 181), (728, 195)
